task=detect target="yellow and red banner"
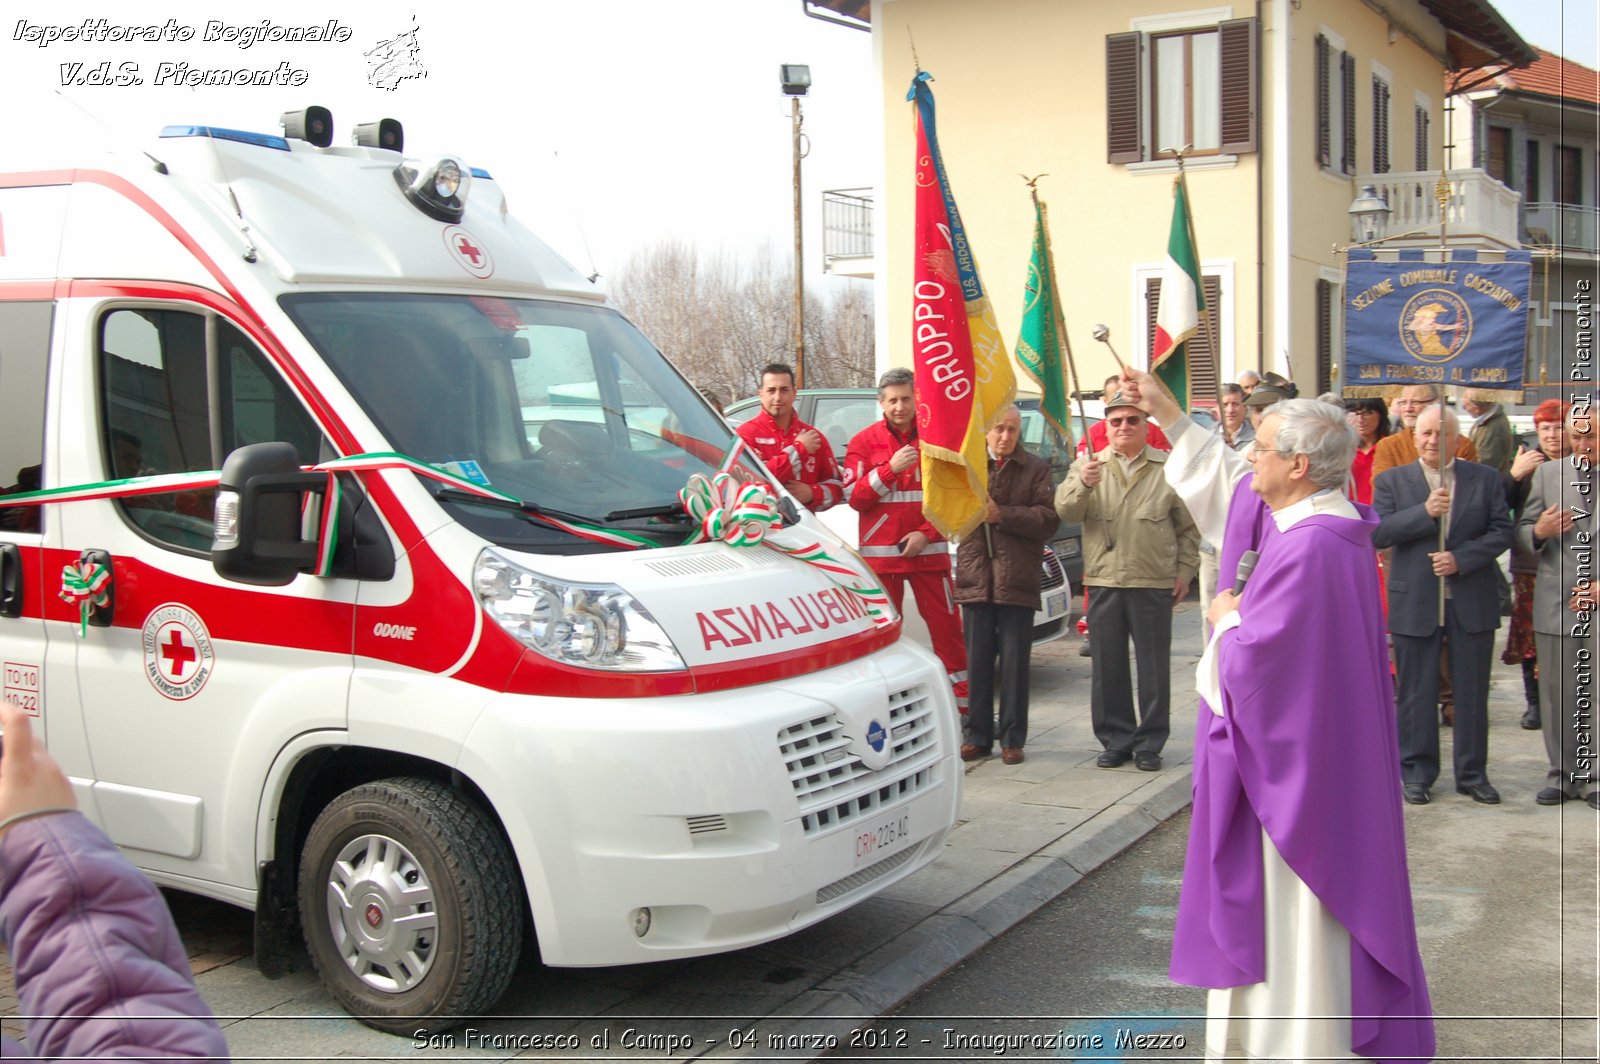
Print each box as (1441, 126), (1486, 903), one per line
(908, 71), (1016, 539)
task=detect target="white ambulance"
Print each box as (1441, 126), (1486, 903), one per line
(0, 110), (961, 1032)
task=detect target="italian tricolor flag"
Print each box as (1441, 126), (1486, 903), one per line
(1151, 175), (1203, 410)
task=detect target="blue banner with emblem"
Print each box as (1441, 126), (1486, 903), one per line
(1343, 248), (1531, 402)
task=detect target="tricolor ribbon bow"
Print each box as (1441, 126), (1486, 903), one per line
(59, 560), (111, 639)
(679, 472), (779, 547)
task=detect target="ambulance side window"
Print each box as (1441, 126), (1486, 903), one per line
(99, 308), (325, 553)
(0, 302), (53, 534)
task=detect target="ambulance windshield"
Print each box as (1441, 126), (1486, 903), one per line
(281, 293), (767, 550)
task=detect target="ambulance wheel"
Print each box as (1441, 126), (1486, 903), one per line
(298, 776), (523, 1033)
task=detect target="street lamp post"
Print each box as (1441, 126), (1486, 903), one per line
(781, 63), (811, 386)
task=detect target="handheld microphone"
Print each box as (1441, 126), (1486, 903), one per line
(1232, 549), (1259, 595)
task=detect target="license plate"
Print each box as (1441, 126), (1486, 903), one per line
(854, 811), (911, 866)
(1042, 589), (1068, 619)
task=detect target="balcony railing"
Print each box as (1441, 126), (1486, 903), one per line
(1357, 169), (1521, 249)
(1523, 202), (1600, 254)
(823, 188), (874, 272)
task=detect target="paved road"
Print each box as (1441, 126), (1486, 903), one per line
(887, 777), (1600, 1062)
(4, 613), (1593, 1062)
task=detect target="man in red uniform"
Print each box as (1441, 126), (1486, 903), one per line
(845, 367), (968, 710)
(736, 363), (842, 511)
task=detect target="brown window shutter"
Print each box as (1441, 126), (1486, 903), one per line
(1372, 78), (1390, 173)
(1107, 33), (1143, 164)
(1315, 279), (1333, 394)
(1315, 35), (1331, 168)
(1415, 105), (1429, 170)
(1218, 18), (1257, 154)
(1340, 53), (1356, 174)
(1146, 274), (1223, 408)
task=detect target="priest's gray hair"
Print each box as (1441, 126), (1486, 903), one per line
(1270, 398), (1358, 491)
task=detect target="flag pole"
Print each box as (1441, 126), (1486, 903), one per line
(1172, 152), (1226, 416)
(1025, 176), (1092, 454)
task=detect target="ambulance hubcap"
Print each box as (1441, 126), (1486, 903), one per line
(324, 833), (438, 993)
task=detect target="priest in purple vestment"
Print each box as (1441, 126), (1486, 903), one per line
(1122, 373), (1434, 1064)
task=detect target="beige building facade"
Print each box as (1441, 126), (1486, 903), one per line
(810, 0), (1533, 402)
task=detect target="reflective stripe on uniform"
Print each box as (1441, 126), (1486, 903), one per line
(868, 468), (891, 497)
(860, 542), (950, 557)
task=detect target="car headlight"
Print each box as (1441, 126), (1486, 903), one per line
(473, 549), (685, 672)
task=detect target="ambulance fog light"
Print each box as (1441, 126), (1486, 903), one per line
(473, 549), (685, 672)
(394, 155), (471, 223)
(213, 491), (241, 547)
(632, 907), (651, 938)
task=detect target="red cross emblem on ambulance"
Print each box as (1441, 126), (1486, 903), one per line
(141, 604), (216, 701)
(443, 224), (494, 279)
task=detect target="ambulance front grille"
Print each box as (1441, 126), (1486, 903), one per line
(816, 845), (920, 905)
(777, 684), (940, 835)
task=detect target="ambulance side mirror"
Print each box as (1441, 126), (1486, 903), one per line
(212, 442), (324, 586)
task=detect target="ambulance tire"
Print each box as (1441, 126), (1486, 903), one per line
(299, 776), (523, 1033)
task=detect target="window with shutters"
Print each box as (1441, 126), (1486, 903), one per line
(1106, 17), (1256, 164)
(1556, 145), (1584, 205)
(1315, 33), (1356, 174)
(1525, 140), (1540, 201)
(1314, 279), (1334, 396)
(1414, 104), (1430, 170)
(1371, 75), (1390, 174)
(1143, 272), (1226, 406)
(1485, 126), (1512, 185)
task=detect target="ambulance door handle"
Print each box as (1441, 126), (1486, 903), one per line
(0, 544), (20, 618)
(80, 549), (115, 627)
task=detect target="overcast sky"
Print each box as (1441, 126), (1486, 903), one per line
(1, 1), (1590, 288)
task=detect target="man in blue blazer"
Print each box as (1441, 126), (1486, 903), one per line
(1374, 404), (1513, 806)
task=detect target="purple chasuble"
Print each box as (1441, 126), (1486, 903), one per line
(1217, 473), (1274, 588)
(1170, 505), (1434, 1064)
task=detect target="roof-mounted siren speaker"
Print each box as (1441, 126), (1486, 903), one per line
(280, 106), (334, 148)
(353, 119), (404, 152)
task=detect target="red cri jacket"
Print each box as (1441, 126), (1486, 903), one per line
(737, 410), (843, 511)
(844, 419), (950, 574)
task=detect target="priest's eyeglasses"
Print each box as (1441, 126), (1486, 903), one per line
(1246, 441), (1292, 460)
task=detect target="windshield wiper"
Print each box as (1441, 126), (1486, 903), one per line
(432, 487), (600, 527)
(604, 503), (686, 522)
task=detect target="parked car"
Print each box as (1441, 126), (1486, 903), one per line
(726, 388), (1082, 643)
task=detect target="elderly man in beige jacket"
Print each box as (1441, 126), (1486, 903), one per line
(1057, 393), (1200, 772)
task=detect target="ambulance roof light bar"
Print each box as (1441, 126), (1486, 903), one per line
(394, 156), (471, 222)
(280, 106), (334, 148)
(160, 126), (291, 151)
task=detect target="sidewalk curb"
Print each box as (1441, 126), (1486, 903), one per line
(715, 768), (1194, 1058)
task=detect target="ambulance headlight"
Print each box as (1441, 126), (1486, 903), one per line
(473, 549), (685, 672)
(394, 155), (471, 222)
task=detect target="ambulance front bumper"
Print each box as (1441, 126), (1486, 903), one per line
(459, 639), (961, 966)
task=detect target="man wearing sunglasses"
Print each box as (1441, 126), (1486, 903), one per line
(1055, 393), (1199, 773)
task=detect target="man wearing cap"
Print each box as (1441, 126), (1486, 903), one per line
(1518, 403), (1598, 809)
(1078, 374), (1172, 456)
(1056, 392), (1199, 772)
